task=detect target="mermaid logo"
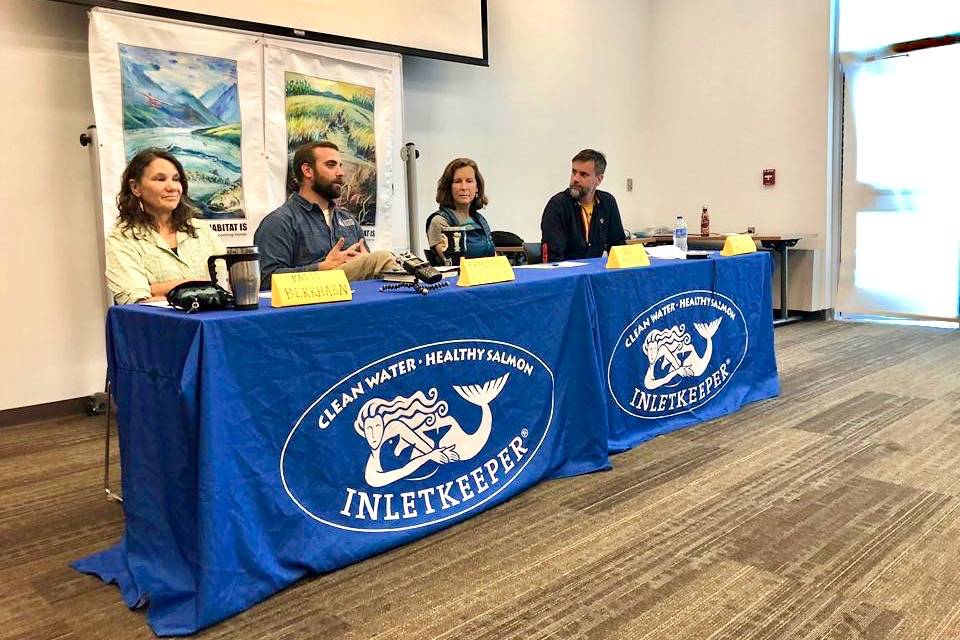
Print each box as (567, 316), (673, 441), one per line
(280, 341), (554, 532)
(354, 375), (509, 488)
(608, 291), (748, 419)
(641, 319), (721, 390)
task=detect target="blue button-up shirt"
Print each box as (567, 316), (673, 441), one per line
(254, 193), (364, 289)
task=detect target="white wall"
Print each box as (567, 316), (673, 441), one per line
(404, 0), (834, 311)
(0, 0), (106, 411)
(645, 0), (834, 310)
(1, 0), (834, 411)
(403, 0), (654, 245)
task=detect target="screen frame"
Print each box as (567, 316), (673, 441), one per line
(56, 0), (489, 66)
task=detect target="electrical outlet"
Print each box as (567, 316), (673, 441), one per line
(626, 178), (633, 192)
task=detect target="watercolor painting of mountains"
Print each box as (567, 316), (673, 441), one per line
(285, 72), (377, 226)
(119, 44), (245, 220)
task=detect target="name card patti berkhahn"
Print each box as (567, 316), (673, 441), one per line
(606, 244), (651, 269)
(457, 256), (516, 287)
(720, 234), (758, 257)
(271, 270), (352, 307)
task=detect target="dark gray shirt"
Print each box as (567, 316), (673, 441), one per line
(253, 193), (364, 289)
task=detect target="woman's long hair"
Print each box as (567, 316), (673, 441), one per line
(435, 157), (489, 213)
(116, 148), (198, 238)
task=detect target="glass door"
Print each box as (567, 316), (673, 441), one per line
(835, 2), (960, 324)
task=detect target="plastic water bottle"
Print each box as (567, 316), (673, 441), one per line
(673, 216), (688, 252)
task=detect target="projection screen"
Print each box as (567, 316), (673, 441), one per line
(60, 0), (488, 64)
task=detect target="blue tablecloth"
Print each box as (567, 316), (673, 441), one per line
(591, 252), (779, 451)
(74, 253), (778, 635)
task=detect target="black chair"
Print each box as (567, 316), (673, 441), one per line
(491, 230), (524, 247)
(491, 230), (525, 266)
(91, 293), (123, 503)
(523, 242), (544, 265)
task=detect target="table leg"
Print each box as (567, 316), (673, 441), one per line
(767, 240), (802, 327)
(780, 245), (789, 321)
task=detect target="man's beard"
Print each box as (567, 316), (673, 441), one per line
(569, 185), (587, 200)
(311, 176), (343, 201)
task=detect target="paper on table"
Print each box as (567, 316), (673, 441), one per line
(139, 300), (171, 307)
(645, 245), (687, 260)
(516, 261), (589, 269)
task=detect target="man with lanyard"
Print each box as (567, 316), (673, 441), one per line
(254, 141), (397, 289)
(540, 149), (626, 262)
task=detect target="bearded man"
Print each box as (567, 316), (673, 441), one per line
(254, 141), (396, 288)
(539, 149), (626, 262)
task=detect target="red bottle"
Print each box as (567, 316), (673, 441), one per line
(700, 205), (710, 237)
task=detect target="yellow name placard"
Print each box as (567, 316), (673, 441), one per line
(720, 234), (758, 256)
(606, 244), (650, 269)
(457, 256), (515, 287)
(271, 270), (352, 307)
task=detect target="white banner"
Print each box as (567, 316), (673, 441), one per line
(263, 39), (407, 252)
(88, 9), (269, 246)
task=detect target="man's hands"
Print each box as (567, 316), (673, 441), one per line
(318, 237), (368, 270)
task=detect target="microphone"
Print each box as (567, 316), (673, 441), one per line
(396, 252), (442, 284)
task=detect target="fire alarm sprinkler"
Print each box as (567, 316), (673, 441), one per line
(762, 169), (776, 186)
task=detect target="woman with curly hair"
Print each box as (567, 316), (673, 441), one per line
(105, 148), (226, 304)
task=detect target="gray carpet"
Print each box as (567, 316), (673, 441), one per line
(1, 320), (958, 639)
